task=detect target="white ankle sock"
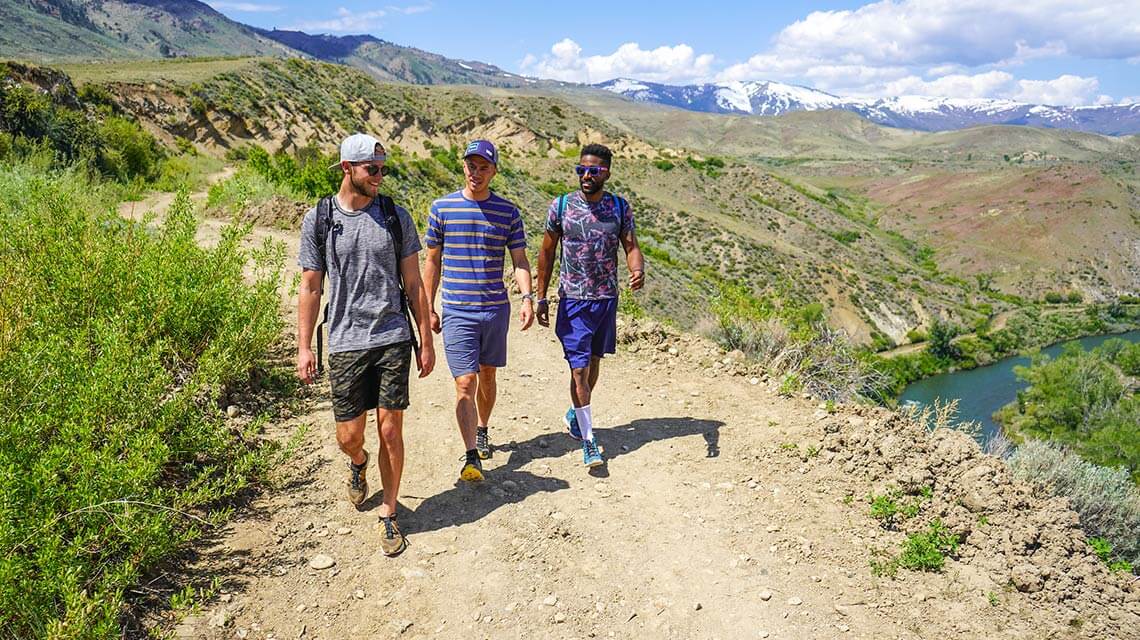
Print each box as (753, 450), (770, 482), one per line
(574, 405), (594, 442)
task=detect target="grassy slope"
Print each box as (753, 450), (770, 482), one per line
(66, 57), (989, 345)
(49, 56), (1138, 348)
(0, 0), (289, 62)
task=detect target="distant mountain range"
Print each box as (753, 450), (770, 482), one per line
(0, 0), (529, 86)
(596, 78), (1140, 136)
(4, 1), (1139, 135)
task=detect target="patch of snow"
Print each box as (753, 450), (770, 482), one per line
(603, 78), (651, 94)
(714, 82), (752, 113)
(457, 62), (473, 70)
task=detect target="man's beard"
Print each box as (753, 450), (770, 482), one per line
(580, 180), (603, 196)
(351, 175), (376, 198)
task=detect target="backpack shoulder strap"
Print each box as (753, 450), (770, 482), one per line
(314, 195), (335, 375)
(378, 194), (402, 250)
(376, 194), (419, 353)
(608, 192), (628, 237)
(315, 196), (334, 263)
(555, 193), (568, 231)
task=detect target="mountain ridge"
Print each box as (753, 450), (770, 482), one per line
(597, 77), (1140, 136)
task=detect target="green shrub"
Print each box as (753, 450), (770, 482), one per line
(896, 520), (960, 572)
(1008, 440), (1140, 569)
(1002, 344), (1138, 474)
(1044, 291), (1065, 304)
(927, 319), (960, 359)
(0, 164), (286, 636)
(244, 145), (340, 199)
(705, 281), (886, 401)
(653, 159), (675, 171)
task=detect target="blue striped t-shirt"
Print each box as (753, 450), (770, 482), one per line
(425, 191), (526, 308)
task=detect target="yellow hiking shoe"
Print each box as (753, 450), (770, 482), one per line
(459, 451), (484, 482)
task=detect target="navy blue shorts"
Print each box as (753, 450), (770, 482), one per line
(555, 297), (618, 370)
(441, 303), (510, 378)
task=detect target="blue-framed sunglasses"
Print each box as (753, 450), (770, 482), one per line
(575, 165), (608, 177)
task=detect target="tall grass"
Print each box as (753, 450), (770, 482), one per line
(704, 281), (887, 401)
(0, 163), (285, 638)
(1007, 440), (1140, 570)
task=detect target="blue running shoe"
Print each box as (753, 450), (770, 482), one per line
(582, 438), (603, 468)
(563, 407), (582, 440)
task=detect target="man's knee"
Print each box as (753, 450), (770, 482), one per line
(336, 417), (366, 448)
(377, 410), (404, 447)
(570, 367), (591, 388)
(454, 373), (478, 399)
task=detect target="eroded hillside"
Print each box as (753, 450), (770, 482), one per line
(17, 57), (1136, 349)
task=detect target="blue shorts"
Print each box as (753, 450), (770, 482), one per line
(555, 297), (618, 370)
(441, 303), (510, 378)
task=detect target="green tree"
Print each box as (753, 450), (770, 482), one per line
(927, 319), (959, 359)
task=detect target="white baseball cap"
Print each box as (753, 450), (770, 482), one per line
(329, 133), (386, 169)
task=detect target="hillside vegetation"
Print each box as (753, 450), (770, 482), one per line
(44, 57), (1003, 349)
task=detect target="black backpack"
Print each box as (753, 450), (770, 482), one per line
(313, 194), (418, 374)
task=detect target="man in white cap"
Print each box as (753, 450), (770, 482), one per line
(297, 133), (435, 557)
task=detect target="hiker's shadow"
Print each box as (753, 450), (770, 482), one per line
(405, 416), (724, 536)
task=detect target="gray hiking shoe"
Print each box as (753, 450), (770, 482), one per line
(347, 451), (369, 506)
(476, 426), (492, 460)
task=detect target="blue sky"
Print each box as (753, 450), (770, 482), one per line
(207, 1), (1140, 105)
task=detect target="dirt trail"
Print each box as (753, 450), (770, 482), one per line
(124, 185), (1138, 640)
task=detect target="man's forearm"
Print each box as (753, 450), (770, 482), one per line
(408, 282), (433, 339)
(536, 250), (554, 298)
(626, 246), (645, 273)
(514, 261), (533, 296)
(297, 291), (321, 351)
(422, 247), (442, 311)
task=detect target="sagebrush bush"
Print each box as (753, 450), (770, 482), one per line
(1008, 440), (1140, 569)
(705, 282), (886, 401)
(0, 164), (285, 637)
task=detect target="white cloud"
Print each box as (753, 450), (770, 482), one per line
(285, 7), (385, 33)
(385, 3), (432, 15)
(519, 2), (1134, 105)
(519, 38), (716, 84)
(762, 0), (1140, 70)
(1012, 74), (1100, 106)
(882, 71), (1016, 99)
(712, 0), (1136, 103)
(208, 1), (281, 11)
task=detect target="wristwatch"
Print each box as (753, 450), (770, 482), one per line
(521, 293), (535, 302)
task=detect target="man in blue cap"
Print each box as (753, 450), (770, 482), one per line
(297, 133), (435, 557)
(423, 140), (535, 482)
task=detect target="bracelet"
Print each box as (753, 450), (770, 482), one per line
(536, 298), (549, 305)
(521, 292), (535, 302)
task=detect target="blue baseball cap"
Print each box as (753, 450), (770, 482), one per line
(463, 139), (498, 165)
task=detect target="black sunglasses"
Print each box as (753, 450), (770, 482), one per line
(352, 162), (389, 177)
(575, 165), (608, 177)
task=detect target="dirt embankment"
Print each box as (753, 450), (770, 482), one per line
(157, 307), (1137, 640)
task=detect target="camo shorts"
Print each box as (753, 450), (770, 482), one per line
(327, 341), (413, 421)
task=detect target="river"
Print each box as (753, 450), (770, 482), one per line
(898, 330), (1140, 442)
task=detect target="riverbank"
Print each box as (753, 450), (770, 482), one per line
(877, 303), (1140, 399)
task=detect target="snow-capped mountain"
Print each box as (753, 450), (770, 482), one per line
(595, 78), (1140, 135)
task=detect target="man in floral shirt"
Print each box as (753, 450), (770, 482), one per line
(535, 143), (646, 468)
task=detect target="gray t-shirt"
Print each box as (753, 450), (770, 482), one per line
(298, 196), (422, 354)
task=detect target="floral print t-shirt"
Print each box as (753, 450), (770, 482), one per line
(546, 191), (635, 300)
